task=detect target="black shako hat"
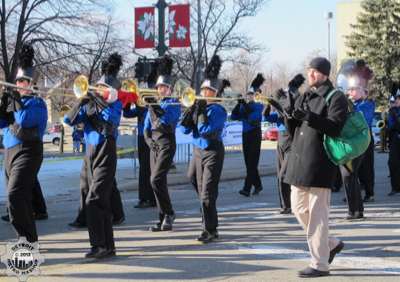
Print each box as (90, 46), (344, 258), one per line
(97, 53), (123, 90)
(155, 55), (174, 88)
(16, 44), (35, 82)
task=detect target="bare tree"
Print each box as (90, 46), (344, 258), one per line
(168, 0), (267, 89)
(0, 0), (110, 82)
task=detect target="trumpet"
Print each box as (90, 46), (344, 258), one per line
(174, 79), (237, 107)
(376, 120), (385, 129)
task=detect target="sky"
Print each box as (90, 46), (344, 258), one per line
(112, 0), (347, 70)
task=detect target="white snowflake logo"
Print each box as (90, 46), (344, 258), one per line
(168, 10), (176, 35)
(137, 12), (154, 40)
(176, 25), (187, 40)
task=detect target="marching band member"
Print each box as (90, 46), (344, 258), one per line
(181, 55), (228, 243)
(231, 73), (265, 197)
(123, 66), (157, 209)
(144, 56), (181, 232)
(64, 53), (123, 259)
(387, 90), (400, 196)
(337, 59), (374, 220)
(0, 44), (48, 243)
(264, 74), (305, 214)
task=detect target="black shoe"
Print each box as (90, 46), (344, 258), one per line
(85, 247), (99, 258)
(68, 221), (87, 228)
(85, 247), (114, 259)
(197, 230), (218, 243)
(252, 187), (263, 195)
(346, 212), (364, 220)
(161, 213), (176, 231)
(239, 189), (250, 197)
(298, 267), (329, 278)
(34, 212), (48, 220)
(149, 200), (157, 207)
(134, 200), (147, 208)
(329, 241), (344, 264)
(388, 191), (400, 196)
(149, 222), (162, 232)
(363, 196), (374, 203)
(1, 214), (10, 222)
(113, 217), (125, 226)
(279, 208), (292, 214)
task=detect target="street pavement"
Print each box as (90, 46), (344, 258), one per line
(0, 149), (400, 281)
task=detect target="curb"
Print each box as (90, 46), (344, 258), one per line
(117, 166), (276, 193)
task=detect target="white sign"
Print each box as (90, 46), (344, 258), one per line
(176, 121), (243, 145)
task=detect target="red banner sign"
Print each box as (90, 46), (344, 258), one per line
(168, 4), (190, 48)
(134, 7), (155, 49)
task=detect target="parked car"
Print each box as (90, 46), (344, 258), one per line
(43, 131), (61, 145)
(263, 126), (278, 141)
(48, 122), (63, 133)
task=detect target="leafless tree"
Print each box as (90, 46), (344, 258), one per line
(0, 0), (111, 83)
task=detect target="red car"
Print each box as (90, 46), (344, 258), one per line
(263, 126), (278, 141)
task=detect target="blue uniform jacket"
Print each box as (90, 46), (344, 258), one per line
(123, 105), (147, 136)
(0, 95), (48, 149)
(230, 102), (264, 133)
(181, 103), (227, 150)
(64, 100), (122, 146)
(143, 97), (181, 133)
(263, 111), (286, 132)
(354, 99), (375, 128)
(388, 106), (400, 131)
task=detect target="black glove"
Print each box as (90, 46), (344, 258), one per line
(87, 92), (107, 111)
(145, 96), (157, 105)
(292, 107), (310, 121)
(238, 97), (245, 104)
(180, 106), (196, 128)
(6, 90), (22, 112)
(283, 90), (295, 115)
(288, 74), (306, 92)
(263, 104), (271, 118)
(273, 88), (286, 102)
(196, 99), (207, 113)
(149, 104), (165, 117)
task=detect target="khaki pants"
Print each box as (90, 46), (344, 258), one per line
(291, 185), (341, 271)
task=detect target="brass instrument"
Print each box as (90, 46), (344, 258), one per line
(73, 75), (108, 98)
(175, 79), (237, 107)
(0, 80), (51, 95)
(376, 120), (385, 129)
(254, 93), (271, 105)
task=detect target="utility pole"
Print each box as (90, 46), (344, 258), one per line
(325, 11), (333, 61)
(156, 0), (168, 56)
(196, 0), (202, 93)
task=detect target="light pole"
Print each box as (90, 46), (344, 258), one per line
(325, 11), (333, 61)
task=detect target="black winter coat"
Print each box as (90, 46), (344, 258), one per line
(284, 79), (348, 188)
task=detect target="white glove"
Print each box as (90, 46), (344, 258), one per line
(106, 88), (118, 104)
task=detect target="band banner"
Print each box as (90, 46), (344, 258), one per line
(168, 4), (191, 48)
(134, 7), (155, 49)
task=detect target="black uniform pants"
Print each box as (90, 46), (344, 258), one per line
(84, 138), (117, 249)
(75, 177), (124, 225)
(32, 178), (47, 214)
(340, 155), (364, 214)
(150, 142), (176, 217)
(193, 143), (224, 232)
(4, 177), (47, 217)
(138, 135), (155, 202)
(242, 128), (262, 192)
(276, 142), (291, 209)
(358, 136), (375, 197)
(389, 136), (400, 192)
(5, 142), (43, 243)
